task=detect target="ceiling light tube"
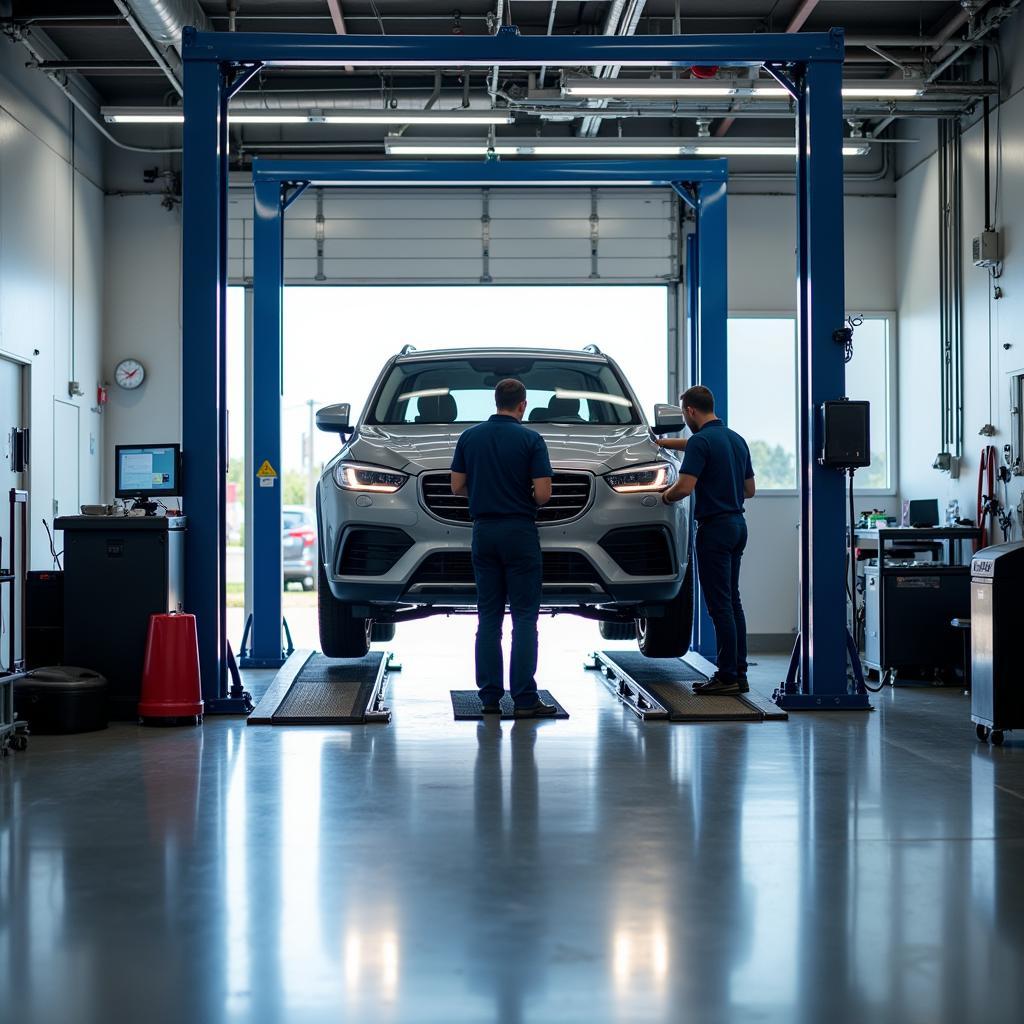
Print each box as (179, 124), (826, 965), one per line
(384, 137), (871, 158)
(561, 76), (925, 101)
(101, 107), (513, 126)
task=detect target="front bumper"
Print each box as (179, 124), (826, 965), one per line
(318, 470), (689, 610)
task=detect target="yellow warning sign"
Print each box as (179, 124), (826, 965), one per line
(256, 460), (277, 478)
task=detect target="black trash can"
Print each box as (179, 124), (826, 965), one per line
(14, 667), (108, 734)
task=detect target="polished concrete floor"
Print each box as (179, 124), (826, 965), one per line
(3, 618), (1024, 1024)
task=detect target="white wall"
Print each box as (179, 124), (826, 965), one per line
(729, 193), (899, 642)
(0, 40), (104, 569)
(896, 28), (1024, 534)
(102, 197), (182, 479)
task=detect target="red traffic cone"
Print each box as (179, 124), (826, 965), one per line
(138, 612), (204, 724)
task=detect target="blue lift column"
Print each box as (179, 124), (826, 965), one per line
(246, 180), (287, 667)
(778, 38), (871, 710)
(679, 181), (728, 662)
(181, 55), (227, 705)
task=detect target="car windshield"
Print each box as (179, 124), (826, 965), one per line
(368, 357), (639, 426)
(283, 511), (306, 530)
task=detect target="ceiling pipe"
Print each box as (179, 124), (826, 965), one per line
(716, 0), (819, 137)
(537, 1), (559, 89)
(580, 0), (645, 137)
(119, 0), (210, 51)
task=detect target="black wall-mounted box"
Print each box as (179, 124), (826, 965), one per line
(820, 400), (871, 469)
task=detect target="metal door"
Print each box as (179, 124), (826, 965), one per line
(1, 357), (26, 665)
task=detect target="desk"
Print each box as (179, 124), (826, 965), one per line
(855, 527), (981, 681)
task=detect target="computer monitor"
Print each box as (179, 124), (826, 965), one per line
(115, 444), (181, 500)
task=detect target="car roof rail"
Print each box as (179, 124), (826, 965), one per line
(400, 344), (417, 355)
(582, 344), (602, 355)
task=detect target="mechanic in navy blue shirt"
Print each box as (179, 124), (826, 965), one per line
(451, 379), (557, 717)
(658, 385), (756, 696)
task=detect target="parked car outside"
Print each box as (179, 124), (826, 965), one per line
(283, 505), (317, 591)
(314, 347), (691, 658)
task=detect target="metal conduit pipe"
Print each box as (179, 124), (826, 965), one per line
(111, 0), (183, 94)
(121, 0), (211, 51)
(579, 0), (635, 137)
(537, 1), (559, 90)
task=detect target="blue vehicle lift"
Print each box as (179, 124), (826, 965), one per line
(181, 26), (869, 713)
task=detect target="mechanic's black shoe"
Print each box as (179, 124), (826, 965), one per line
(736, 675), (750, 694)
(480, 703), (503, 714)
(693, 674), (742, 696)
(514, 700), (558, 718)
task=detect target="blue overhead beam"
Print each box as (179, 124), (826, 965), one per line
(183, 28), (844, 68)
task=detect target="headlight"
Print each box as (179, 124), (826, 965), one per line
(332, 462), (408, 493)
(605, 463), (676, 493)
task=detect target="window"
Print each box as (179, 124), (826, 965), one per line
(844, 317), (893, 490)
(726, 314), (894, 493)
(727, 318), (798, 490)
(369, 356), (638, 426)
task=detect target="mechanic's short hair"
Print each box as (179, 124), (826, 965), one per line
(495, 378), (527, 410)
(680, 385), (715, 414)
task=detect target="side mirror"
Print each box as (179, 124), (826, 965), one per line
(652, 404), (685, 435)
(316, 403), (353, 435)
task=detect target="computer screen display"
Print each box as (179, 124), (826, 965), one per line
(115, 444), (181, 499)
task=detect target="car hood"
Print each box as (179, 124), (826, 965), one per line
(334, 423), (673, 476)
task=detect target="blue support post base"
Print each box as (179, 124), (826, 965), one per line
(773, 692), (873, 711)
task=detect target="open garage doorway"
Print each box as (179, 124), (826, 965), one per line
(227, 284), (673, 657)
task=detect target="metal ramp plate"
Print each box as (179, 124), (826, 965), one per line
(248, 650), (392, 725)
(589, 650), (787, 722)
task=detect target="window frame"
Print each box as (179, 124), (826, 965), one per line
(725, 310), (897, 498)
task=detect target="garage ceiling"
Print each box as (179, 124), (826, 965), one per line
(4, 1), (1013, 164)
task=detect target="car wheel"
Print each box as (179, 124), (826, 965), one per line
(599, 620), (637, 641)
(371, 622), (397, 642)
(317, 560), (371, 658)
(636, 561), (694, 658)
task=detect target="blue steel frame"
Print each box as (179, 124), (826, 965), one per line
(181, 26), (868, 712)
(245, 159), (728, 670)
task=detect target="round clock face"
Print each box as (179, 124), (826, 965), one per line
(114, 358), (145, 390)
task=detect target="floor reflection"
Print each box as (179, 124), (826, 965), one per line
(3, 650), (1024, 1022)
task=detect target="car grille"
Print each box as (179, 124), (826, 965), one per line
(420, 471), (592, 525)
(599, 527), (676, 576)
(336, 527), (415, 576)
(407, 550), (602, 588)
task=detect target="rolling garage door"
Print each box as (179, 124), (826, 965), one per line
(228, 187), (679, 285)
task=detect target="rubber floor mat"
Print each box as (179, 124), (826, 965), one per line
(264, 653), (385, 725)
(450, 690), (569, 720)
(601, 651), (708, 683)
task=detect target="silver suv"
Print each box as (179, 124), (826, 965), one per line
(315, 347), (692, 659)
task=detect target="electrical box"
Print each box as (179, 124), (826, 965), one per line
(819, 400), (871, 469)
(973, 229), (1002, 268)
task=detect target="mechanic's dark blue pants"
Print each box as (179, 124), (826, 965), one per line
(471, 517), (542, 708)
(695, 513), (749, 681)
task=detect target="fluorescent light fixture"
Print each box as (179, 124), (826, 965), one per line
(561, 76), (926, 101)
(563, 80), (738, 98)
(323, 111), (512, 125)
(102, 108), (184, 124)
(100, 107), (513, 126)
(385, 137), (871, 158)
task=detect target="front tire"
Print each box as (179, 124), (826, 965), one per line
(636, 561), (694, 658)
(599, 620), (637, 641)
(317, 560), (371, 658)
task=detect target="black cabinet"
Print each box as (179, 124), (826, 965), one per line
(55, 516), (185, 720)
(857, 527), (979, 682)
